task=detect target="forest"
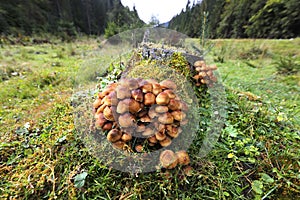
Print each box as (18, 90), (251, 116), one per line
(169, 0), (300, 39)
(0, 0), (144, 39)
(1, 0), (300, 39)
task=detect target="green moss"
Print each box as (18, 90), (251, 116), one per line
(168, 52), (191, 77)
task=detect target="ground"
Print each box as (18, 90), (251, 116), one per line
(0, 37), (299, 199)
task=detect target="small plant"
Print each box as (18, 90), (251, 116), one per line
(213, 45), (226, 63)
(238, 46), (269, 60)
(273, 55), (300, 75)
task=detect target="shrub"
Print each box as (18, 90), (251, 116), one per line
(274, 55), (300, 75)
(238, 46), (269, 60)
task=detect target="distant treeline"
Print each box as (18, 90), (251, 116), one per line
(0, 0), (144, 38)
(168, 0), (300, 39)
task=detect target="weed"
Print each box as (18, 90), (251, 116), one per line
(273, 55), (300, 75)
(238, 46), (269, 60)
(213, 45), (226, 63)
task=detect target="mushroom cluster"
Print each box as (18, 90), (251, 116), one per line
(93, 78), (189, 152)
(159, 149), (190, 169)
(192, 60), (218, 87)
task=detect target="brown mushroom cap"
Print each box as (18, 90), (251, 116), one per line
(209, 64), (217, 70)
(199, 71), (207, 78)
(117, 99), (141, 114)
(100, 89), (113, 99)
(107, 129), (122, 142)
(112, 141), (125, 150)
(148, 135), (158, 144)
(193, 74), (201, 80)
(96, 112), (105, 119)
(156, 92), (170, 105)
(116, 99), (128, 114)
(118, 113), (136, 128)
(165, 124), (172, 132)
(128, 99), (141, 114)
(152, 83), (163, 96)
(159, 150), (178, 169)
(93, 98), (102, 109)
(194, 60), (205, 68)
(142, 127), (154, 137)
(131, 89), (144, 102)
(97, 104), (107, 114)
(171, 110), (186, 121)
(102, 83), (117, 95)
(195, 67), (202, 72)
(126, 78), (139, 90)
(155, 105), (169, 113)
(168, 99), (181, 111)
(95, 116), (107, 128)
(140, 115), (151, 123)
(155, 131), (167, 141)
(167, 126), (180, 138)
(119, 78), (138, 90)
(121, 132), (132, 142)
(140, 81), (153, 93)
(110, 91), (119, 106)
(116, 85), (131, 99)
(158, 112), (174, 124)
(144, 93), (156, 106)
(103, 106), (115, 121)
(148, 107), (159, 118)
(101, 95), (112, 106)
(160, 136), (172, 147)
(207, 70), (213, 77)
(176, 150), (190, 166)
(156, 123), (165, 132)
(136, 124), (146, 132)
(102, 122), (113, 130)
(160, 80), (177, 90)
(164, 89), (176, 99)
(135, 144), (143, 152)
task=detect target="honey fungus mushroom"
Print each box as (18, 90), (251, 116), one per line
(158, 112), (174, 124)
(176, 150), (190, 166)
(156, 92), (170, 105)
(117, 99), (141, 114)
(131, 89), (143, 102)
(139, 80), (153, 93)
(119, 113), (136, 128)
(144, 93), (156, 106)
(107, 129), (122, 142)
(160, 80), (177, 90)
(159, 150), (178, 169)
(121, 132), (132, 142)
(103, 106), (115, 121)
(160, 136), (172, 147)
(193, 60), (218, 87)
(93, 77), (192, 163)
(116, 85), (131, 99)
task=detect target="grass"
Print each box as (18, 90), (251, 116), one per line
(0, 37), (299, 199)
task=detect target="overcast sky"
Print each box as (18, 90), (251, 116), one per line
(121, 0), (192, 23)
